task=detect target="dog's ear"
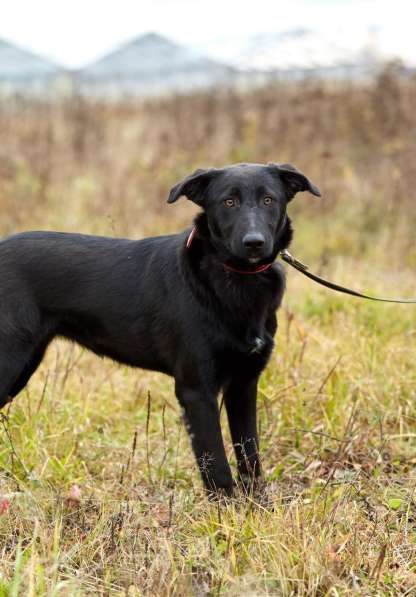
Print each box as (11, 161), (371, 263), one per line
(268, 163), (321, 201)
(167, 168), (219, 205)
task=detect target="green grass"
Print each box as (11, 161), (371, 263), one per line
(1, 262), (415, 595)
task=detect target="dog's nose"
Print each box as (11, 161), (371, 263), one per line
(243, 233), (265, 250)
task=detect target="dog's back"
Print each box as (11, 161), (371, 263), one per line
(0, 230), (187, 400)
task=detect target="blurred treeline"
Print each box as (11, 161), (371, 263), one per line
(0, 66), (415, 265)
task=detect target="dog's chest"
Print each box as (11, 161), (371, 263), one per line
(217, 316), (275, 380)
(216, 297), (271, 355)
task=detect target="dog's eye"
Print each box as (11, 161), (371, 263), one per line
(224, 198), (236, 208)
(263, 197), (273, 205)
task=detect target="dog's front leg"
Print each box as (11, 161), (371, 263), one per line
(175, 383), (233, 496)
(224, 376), (261, 493)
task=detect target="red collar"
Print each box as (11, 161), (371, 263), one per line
(186, 227), (274, 275)
(223, 261), (273, 274)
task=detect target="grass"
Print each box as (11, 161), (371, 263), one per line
(1, 70), (416, 594)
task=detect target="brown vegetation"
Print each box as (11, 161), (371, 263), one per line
(0, 69), (416, 595)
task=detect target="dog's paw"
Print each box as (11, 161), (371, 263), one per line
(206, 484), (235, 502)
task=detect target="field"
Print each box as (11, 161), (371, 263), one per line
(0, 68), (416, 595)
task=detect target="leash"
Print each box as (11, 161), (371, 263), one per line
(279, 249), (416, 304)
(186, 227), (416, 303)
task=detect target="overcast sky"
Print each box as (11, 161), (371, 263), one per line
(0, 0), (414, 67)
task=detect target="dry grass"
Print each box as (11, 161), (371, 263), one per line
(1, 69), (416, 595)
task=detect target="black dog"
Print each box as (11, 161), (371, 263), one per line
(0, 162), (320, 495)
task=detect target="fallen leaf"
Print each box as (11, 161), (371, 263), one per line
(65, 484), (82, 508)
(0, 498), (10, 515)
(153, 505), (171, 527)
(387, 498), (403, 510)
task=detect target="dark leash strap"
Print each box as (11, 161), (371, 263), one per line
(187, 227), (416, 303)
(279, 249), (416, 304)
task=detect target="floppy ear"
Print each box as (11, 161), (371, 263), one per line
(268, 162), (321, 201)
(167, 168), (219, 205)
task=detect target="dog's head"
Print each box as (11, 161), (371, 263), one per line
(168, 162), (320, 264)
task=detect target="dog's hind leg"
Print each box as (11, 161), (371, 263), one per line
(9, 340), (51, 399)
(0, 352), (29, 408)
(0, 340), (49, 408)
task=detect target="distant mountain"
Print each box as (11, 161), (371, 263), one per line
(0, 38), (61, 92)
(202, 27), (387, 78)
(76, 33), (236, 96)
(0, 28), (409, 98)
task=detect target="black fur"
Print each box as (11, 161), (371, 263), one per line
(0, 162), (320, 495)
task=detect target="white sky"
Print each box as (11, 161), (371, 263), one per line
(0, 0), (415, 68)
